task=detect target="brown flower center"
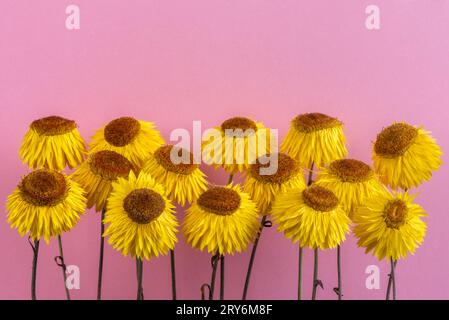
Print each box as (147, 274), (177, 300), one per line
(104, 117), (141, 147)
(374, 123), (418, 158)
(89, 150), (133, 180)
(329, 159), (373, 183)
(249, 153), (300, 184)
(30, 116), (77, 136)
(123, 188), (165, 224)
(19, 170), (67, 206)
(293, 113), (341, 133)
(154, 145), (198, 175)
(302, 185), (339, 212)
(384, 200), (408, 229)
(221, 117), (258, 135)
(197, 187), (241, 216)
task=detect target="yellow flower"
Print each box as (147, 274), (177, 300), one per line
(353, 191), (427, 261)
(202, 117), (274, 174)
(244, 153), (306, 214)
(89, 117), (165, 168)
(373, 122), (442, 190)
(316, 159), (386, 219)
(20, 116), (86, 170)
(272, 185), (350, 249)
(281, 113), (347, 169)
(142, 145), (208, 206)
(71, 150), (134, 212)
(6, 169), (86, 243)
(183, 185), (259, 255)
(103, 171), (177, 260)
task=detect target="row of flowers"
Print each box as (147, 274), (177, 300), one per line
(6, 114), (442, 300)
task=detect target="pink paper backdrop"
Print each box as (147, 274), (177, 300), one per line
(1, 0), (448, 300)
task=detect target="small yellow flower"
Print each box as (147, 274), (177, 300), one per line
(316, 159), (386, 218)
(353, 190), (427, 261)
(373, 122), (442, 190)
(20, 116), (86, 170)
(202, 116), (274, 174)
(71, 150), (134, 212)
(183, 185), (259, 255)
(244, 153), (306, 215)
(272, 185), (350, 249)
(6, 169), (86, 243)
(281, 113), (347, 169)
(89, 117), (165, 168)
(143, 145), (208, 206)
(103, 171), (177, 260)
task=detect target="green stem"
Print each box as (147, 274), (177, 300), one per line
(31, 240), (40, 300)
(136, 258), (144, 300)
(220, 255), (225, 300)
(170, 249), (177, 300)
(57, 235), (71, 300)
(97, 209), (106, 300)
(242, 215), (267, 300)
(298, 245), (303, 300)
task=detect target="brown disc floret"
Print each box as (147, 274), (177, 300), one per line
(197, 187), (241, 216)
(89, 150), (133, 180)
(31, 116), (77, 136)
(19, 169), (67, 206)
(329, 159), (373, 183)
(154, 145), (198, 175)
(123, 188), (165, 224)
(302, 185), (339, 212)
(104, 117), (141, 147)
(292, 113), (341, 133)
(374, 123), (418, 158)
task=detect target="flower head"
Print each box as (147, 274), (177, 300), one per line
(272, 185), (350, 249)
(244, 153), (306, 214)
(281, 113), (347, 169)
(103, 171), (177, 260)
(202, 116), (274, 174)
(143, 145), (208, 206)
(89, 117), (165, 168)
(71, 150), (134, 212)
(373, 122), (442, 190)
(316, 159), (385, 218)
(20, 116), (87, 170)
(353, 191), (427, 261)
(7, 169), (86, 243)
(183, 185), (259, 255)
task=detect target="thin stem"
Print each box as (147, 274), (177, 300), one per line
(220, 255), (225, 300)
(386, 259), (398, 300)
(298, 245), (303, 300)
(31, 240), (40, 300)
(209, 253), (220, 300)
(307, 162), (314, 186)
(242, 215), (267, 300)
(337, 245), (342, 300)
(227, 173), (234, 185)
(136, 258), (144, 300)
(57, 235), (71, 300)
(97, 209), (106, 300)
(170, 249), (177, 300)
(312, 248), (319, 300)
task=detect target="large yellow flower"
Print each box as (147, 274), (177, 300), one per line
(202, 117), (274, 174)
(71, 150), (134, 212)
(353, 191), (427, 261)
(89, 117), (165, 168)
(244, 153), (306, 215)
(272, 185), (350, 249)
(373, 122), (442, 190)
(103, 171), (177, 260)
(142, 145), (208, 206)
(6, 169), (86, 243)
(316, 159), (386, 218)
(20, 116), (86, 170)
(183, 185), (259, 255)
(281, 113), (347, 169)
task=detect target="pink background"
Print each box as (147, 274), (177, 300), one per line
(1, 0), (448, 300)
